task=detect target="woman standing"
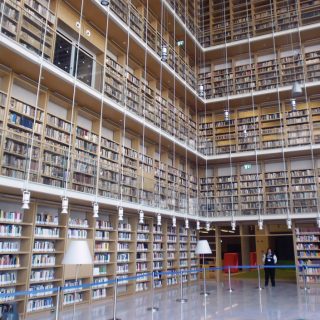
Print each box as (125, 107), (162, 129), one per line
(263, 248), (277, 287)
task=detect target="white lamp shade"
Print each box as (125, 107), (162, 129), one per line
(195, 240), (212, 255)
(62, 240), (93, 265)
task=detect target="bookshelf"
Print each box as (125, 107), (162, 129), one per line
(199, 158), (320, 217)
(27, 205), (65, 314)
(92, 214), (116, 301)
(166, 222), (178, 287)
(117, 216), (135, 295)
(294, 223), (320, 285)
(197, 0), (320, 47)
(135, 218), (152, 293)
(178, 224), (189, 283)
(152, 221), (164, 288)
(0, 201), (33, 318)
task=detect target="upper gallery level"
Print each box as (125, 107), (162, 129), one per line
(165, 0), (320, 48)
(1, 0), (320, 160)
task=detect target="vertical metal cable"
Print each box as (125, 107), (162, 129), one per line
(157, 0), (165, 213)
(223, 0), (235, 224)
(94, 2), (111, 206)
(63, 0), (85, 199)
(25, 0), (53, 188)
(140, 0), (149, 208)
(293, 0), (320, 220)
(268, 0), (291, 221)
(244, 0), (263, 224)
(119, 0), (133, 207)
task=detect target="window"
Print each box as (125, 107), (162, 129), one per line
(54, 31), (94, 87)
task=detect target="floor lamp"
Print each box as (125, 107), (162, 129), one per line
(195, 240), (212, 296)
(62, 240), (93, 320)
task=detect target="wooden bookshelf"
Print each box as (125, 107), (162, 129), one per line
(197, 0), (320, 47)
(294, 223), (320, 286)
(27, 205), (66, 314)
(199, 159), (320, 217)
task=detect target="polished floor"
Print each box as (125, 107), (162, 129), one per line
(29, 279), (320, 320)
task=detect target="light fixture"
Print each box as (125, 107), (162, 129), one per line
(172, 216), (176, 227)
(22, 190), (30, 210)
(185, 218), (189, 229)
(177, 40), (184, 47)
(258, 219), (263, 230)
(292, 81), (302, 98)
(161, 45), (167, 62)
(206, 221), (210, 231)
(139, 210), (144, 224)
(196, 220), (200, 230)
(290, 98), (297, 111)
(199, 84), (204, 97)
(224, 108), (229, 121)
(243, 128), (248, 138)
(287, 217), (292, 230)
(61, 196), (68, 214)
(118, 207), (124, 221)
(62, 240), (93, 320)
(100, 0), (109, 6)
(157, 213), (161, 226)
(317, 216), (320, 229)
(195, 240), (212, 296)
(231, 220), (236, 231)
(93, 202), (99, 218)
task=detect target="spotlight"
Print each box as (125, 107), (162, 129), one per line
(258, 219), (263, 230)
(224, 108), (229, 121)
(157, 214), (161, 226)
(196, 220), (200, 230)
(291, 98), (297, 111)
(100, 0), (109, 6)
(118, 207), (124, 221)
(139, 210), (144, 224)
(185, 218), (189, 229)
(61, 196), (68, 214)
(93, 202), (99, 218)
(199, 85), (204, 97)
(287, 217), (292, 230)
(231, 220), (236, 231)
(161, 45), (167, 62)
(243, 128), (248, 138)
(292, 81), (302, 98)
(206, 221), (210, 231)
(172, 216), (176, 227)
(22, 190), (30, 210)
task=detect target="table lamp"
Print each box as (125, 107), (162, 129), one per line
(62, 240), (93, 319)
(195, 240), (212, 296)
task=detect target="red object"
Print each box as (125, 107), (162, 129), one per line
(250, 252), (257, 267)
(224, 253), (239, 273)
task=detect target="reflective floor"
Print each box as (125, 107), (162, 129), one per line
(28, 279), (320, 320)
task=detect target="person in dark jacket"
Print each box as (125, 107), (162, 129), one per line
(262, 248), (277, 287)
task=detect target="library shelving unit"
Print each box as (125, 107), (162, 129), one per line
(165, 222), (178, 287)
(197, 98), (320, 156)
(294, 223), (320, 286)
(117, 215), (135, 295)
(135, 218), (152, 293)
(178, 224), (189, 284)
(197, 0), (320, 47)
(27, 205), (66, 314)
(0, 201), (33, 318)
(199, 158), (320, 217)
(189, 228), (199, 282)
(92, 214), (117, 301)
(152, 221), (165, 289)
